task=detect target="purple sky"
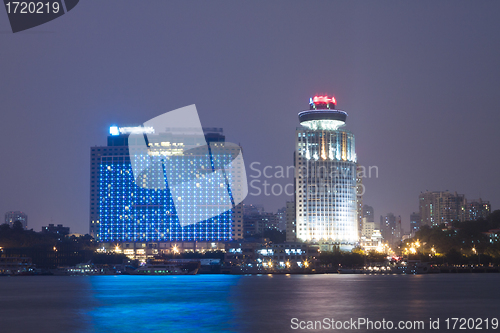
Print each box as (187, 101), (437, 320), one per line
(1, 1), (500, 234)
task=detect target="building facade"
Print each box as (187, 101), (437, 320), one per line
(363, 205), (374, 222)
(410, 212), (420, 236)
(42, 224), (70, 236)
(276, 206), (287, 231)
(294, 96), (358, 247)
(225, 241), (319, 271)
(466, 199), (491, 221)
(380, 213), (396, 247)
(419, 191), (466, 227)
(90, 126), (243, 257)
(242, 211), (278, 237)
(361, 217), (375, 239)
(285, 201), (296, 242)
(356, 164), (364, 237)
(5, 211), (27, 229)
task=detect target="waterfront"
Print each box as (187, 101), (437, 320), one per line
(0, 274), (499, 332)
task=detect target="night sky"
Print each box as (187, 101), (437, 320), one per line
(1, 1), (499, 234)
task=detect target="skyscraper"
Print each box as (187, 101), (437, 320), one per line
(294, 96), (358, 248)
(90, 126), (243, 257)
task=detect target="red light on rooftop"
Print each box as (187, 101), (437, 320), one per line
(312, 95), (336, 104)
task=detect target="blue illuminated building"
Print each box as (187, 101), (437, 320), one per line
(90, 126), (243, 258)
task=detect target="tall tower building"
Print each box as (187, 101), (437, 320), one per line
(90, 126), (243, 257)
(294, 96), (358, 248)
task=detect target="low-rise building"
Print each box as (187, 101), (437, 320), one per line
(42, 224), (70, 236)
(484, 229), (500, 244)
(225, 241), (318, 269)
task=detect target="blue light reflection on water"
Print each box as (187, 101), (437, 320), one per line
(86, 274), (500, 332)
(87, 275), (242, 333)
(1, 274), (500, 333)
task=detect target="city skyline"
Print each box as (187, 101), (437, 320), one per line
(1, 2), (500, 234)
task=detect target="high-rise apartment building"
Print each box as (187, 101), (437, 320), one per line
(90, 126), (243, 256)
(294, 96), (358, 247)
(466, 199), (491, 221)
(276, 206), (287, 231)
(410, 212), (420, 235)
(5, 211), (28, 229)
(395, 215), (402, 244)
(419, 191), (466, 227)
(380, 213), (396, 246)
(356, 164), (364, 237)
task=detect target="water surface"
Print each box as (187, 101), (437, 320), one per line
(0, 274), (499, 332)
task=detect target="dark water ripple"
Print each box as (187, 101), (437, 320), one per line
(0, 274), (499, 332)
